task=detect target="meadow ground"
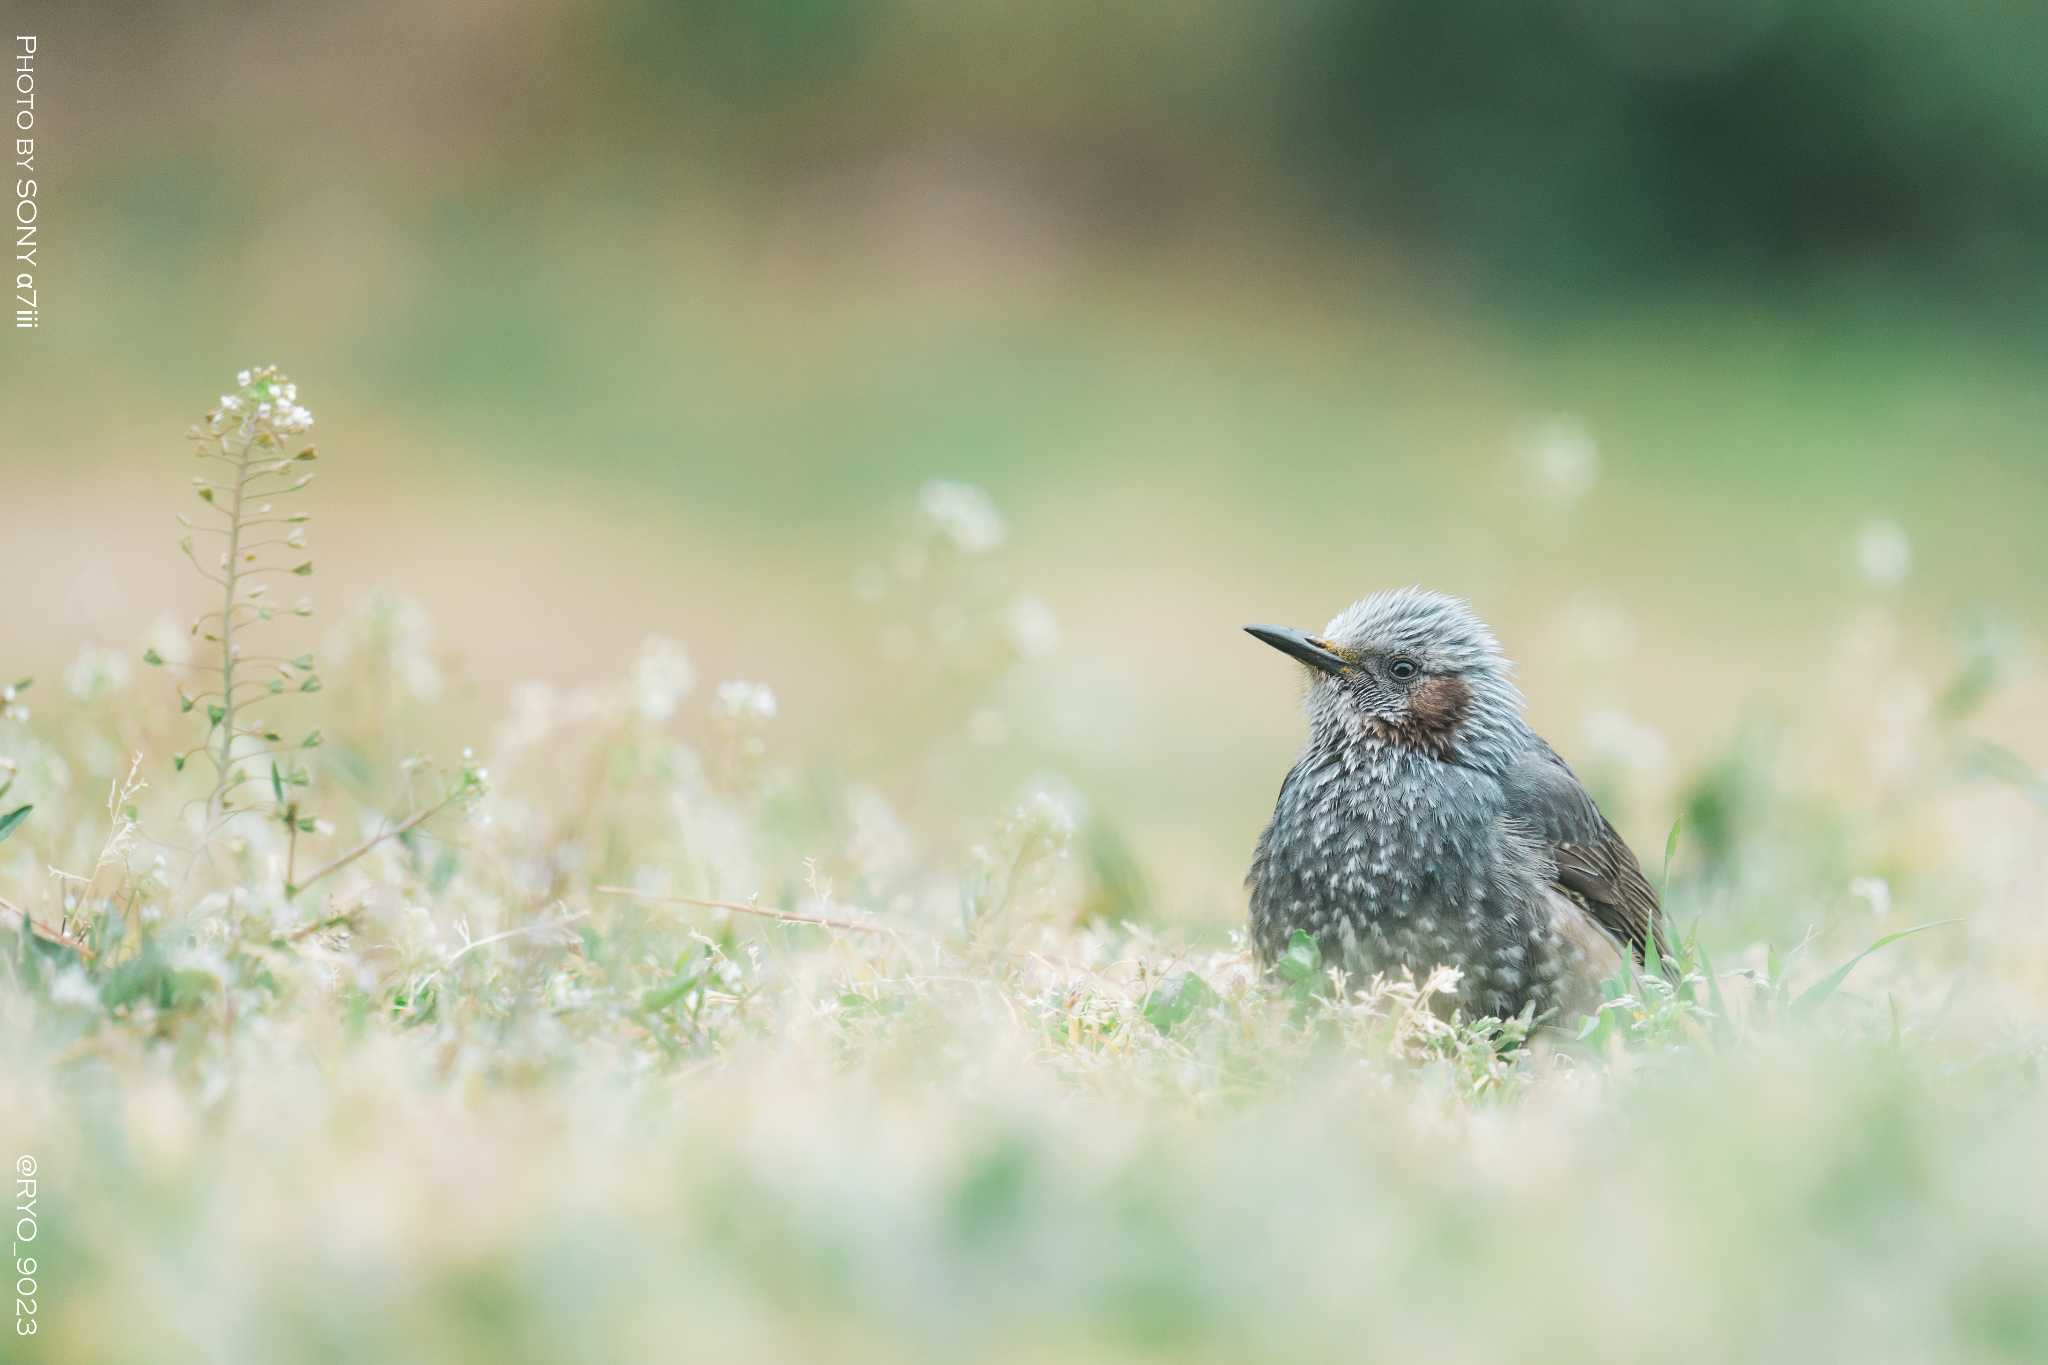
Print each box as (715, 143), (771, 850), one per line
(4, 240), (2048, 1365)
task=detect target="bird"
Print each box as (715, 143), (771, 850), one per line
(1244, 587), (1665, 1021)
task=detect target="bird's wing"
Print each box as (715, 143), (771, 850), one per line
(1501, 741), (1665, 966)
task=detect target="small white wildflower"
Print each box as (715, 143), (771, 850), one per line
(497, 681), (559, 752)
(64, 645), (134, 701)
(1855, 519), (1911, 589)
(48, 966), (101, 1010)
(632, 636), (696, 722)
(142, 614), (192, 670)
(715, 680), (778, 721)
(917, 480), (1007, 553)
(236, 369), (252, 386)
(1004, 593), (1060, 658)
(1515, 414), (1599, 506)
(1848, 876), (1892, 918)
(1016, 786), (1078, 845)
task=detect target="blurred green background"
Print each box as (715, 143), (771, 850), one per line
(10, 0), (2047, 921)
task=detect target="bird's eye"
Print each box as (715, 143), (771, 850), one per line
(1388, 657), (1420, 681)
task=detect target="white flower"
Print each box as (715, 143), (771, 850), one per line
(1005, 594), (1060, 658)
(142, 614), (192, 670)
(1855, 519), (1911, 589)
(65, 645), (133, 701)
(1015, 786), (1077, 845)
(632, 636), (696, 721)
(917, 480), (1007, 553)
(48, 966), (101, 1010)
(498, 681), (560, 752)
(237, 369), (252, 386)
(715, 679), (778, 721)
(1848, 876), (1892, 918)
(1515, 414), (1599, 506)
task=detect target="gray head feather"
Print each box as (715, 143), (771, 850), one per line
(1301, 587), (1529, 775)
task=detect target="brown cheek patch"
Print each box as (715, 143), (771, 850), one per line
(1409, 675), (1471, 736)
(1367, 675), (1471, 759)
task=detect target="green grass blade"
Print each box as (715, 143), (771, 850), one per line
(1790, 920), (1962, 1019)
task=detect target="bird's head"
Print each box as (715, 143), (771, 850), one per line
(1245, 587), (1525, 767)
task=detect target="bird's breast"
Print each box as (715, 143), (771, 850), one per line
(1257, 747), (1506, 934)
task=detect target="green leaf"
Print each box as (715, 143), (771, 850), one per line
(270, 762), (284, 806)
(178, 690), (195, 713)
(1790, 921), (1963, 1018)
(142, 647), (165, 667)
(1141, 970), (1220, 1035)
(291, 654), (315, 671)
(206, 704), (225, 727)
(301, 730), (323, 749)
(1936, 653), (2002, 721)
(172, 754), (187, 772)
(299, 676), (322, 693)
(1278, 930), (1321, 983)
(640, 963), (706, 1014)
(0, 804), (31, 844)
(292, 562), (314, 576)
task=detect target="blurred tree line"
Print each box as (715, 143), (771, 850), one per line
(605, 0), (2046, 301)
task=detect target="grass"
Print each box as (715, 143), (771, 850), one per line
(3, 370), (2046, 1365)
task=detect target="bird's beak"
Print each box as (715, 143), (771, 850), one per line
(1244, 624), (1349, 676)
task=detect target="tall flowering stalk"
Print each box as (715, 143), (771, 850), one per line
(148, 365), (324, 880)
